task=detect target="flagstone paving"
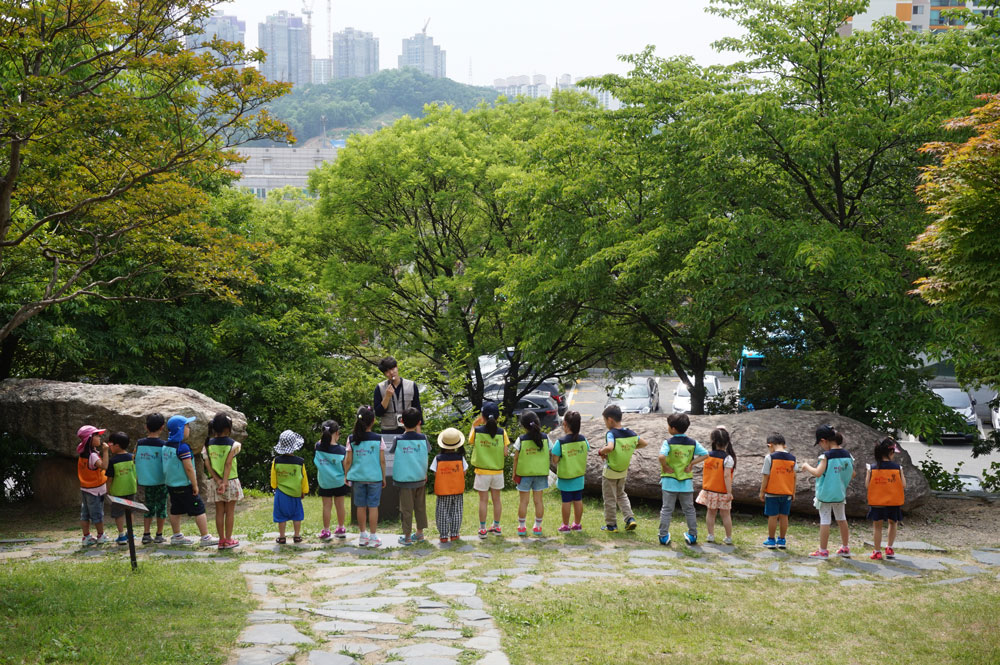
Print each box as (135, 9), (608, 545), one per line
(2, 529), (998, 665)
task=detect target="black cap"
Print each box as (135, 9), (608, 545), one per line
(815, 424), (836, 444)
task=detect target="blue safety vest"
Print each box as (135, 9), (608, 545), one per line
(135, 437), (165, 486)
(162, 441), (191, 488)
(314, 442), (346, 489)
(346, 433), (383, 483)
(392, 433), (429, 483)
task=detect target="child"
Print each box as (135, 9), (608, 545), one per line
(550, 410), (588, 532)
(77, 425), (109, 546)
(597, 404), (650, 532)
(759, 432), (796, 549)
(866, 437), (906, 560)
(162, 415), (218, 546)
(696, 426), (737, 545)
(512, 411), (551, 537)
(314, 419), (348, 540)
(344, 405), (386, 548)
(271, 429), (309, 544)
(135, 413), (168, 545)
(105, 431), (137, 546)
(431, 428), (468, 543)
(392, 407), (430, 546)
(802, 425), (855, 559)
(468, 401), (509, 539)
(202, 413), (243, 550)
(658, 413), (709, 546)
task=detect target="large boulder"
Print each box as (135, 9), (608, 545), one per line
(1, 379), (248, 507)
(579, 410), (929, 517)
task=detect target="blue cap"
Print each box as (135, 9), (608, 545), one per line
(167, 415), (197, 441)
(481, 401), (500, 420)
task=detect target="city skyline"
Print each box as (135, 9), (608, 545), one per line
(214, 0), (741, 85)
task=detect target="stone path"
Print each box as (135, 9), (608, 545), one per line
(3, 531), (1000, 664)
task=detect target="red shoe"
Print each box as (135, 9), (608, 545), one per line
(439, 537), (449, 544)
(885, 546), (895, 559)
(870, 550), (883, 560)
(450, 535), (460, 541)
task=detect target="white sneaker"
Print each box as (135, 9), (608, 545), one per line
(81, 535), (97, 546)
(705, 534), (715, 543)
(93, 533), (110, 545)
(358, 532), (369, 547)
(199, 534), (219, 547)
(170, 534), (194, 545)
(723, 537), (733, 545)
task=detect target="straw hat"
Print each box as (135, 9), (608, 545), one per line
(437, 427), (465, 450)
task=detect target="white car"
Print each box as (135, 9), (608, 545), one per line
(671, 376), (723, 413)
(991, 391), (999, 431)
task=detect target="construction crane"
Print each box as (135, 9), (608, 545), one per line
(422, 17), (430, 35)
(302, 0), (315, 30)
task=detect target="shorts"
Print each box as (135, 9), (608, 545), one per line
(110, 493), (137, 519)
(763, 495), (792, 517)
(561, 489), (584, 503)
(867, 506), (903, 523)
(273, 490), (305, 522)
(140, 485), (168, 519)
(353, 481), (382, 508)
(516, 475), (549, 492)
(318, 485), (351, 498)
(168, 485), (207, 517)
(696, 489), (732, 511)
(204, 478), (244, 503)
(817, 501), (847, 525)
(80, 491), (105, 523)
(473, 473), (504, 491)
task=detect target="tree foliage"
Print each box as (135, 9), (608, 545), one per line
(0, 0), (291, 345)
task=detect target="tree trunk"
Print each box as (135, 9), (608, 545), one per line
(0, 332), (17, 380)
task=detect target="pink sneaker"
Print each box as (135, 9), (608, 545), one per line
(319, 529), (332, 541)
(517, 526), (527, 537)
(333, 526), (346, 539)
(836, 546), (851, 558)
(808, 549), (829, 559)
(884, 546), (895, 559)
(557, 524), (571, 532)
(532, 526), (543, 537)
(570, 523), (582, 531)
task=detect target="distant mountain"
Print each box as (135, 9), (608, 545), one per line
(261, 68), (500, 143)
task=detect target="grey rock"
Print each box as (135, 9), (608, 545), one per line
(417, 599), (449, 609)
(628, 549), (682, 560)
(485, 567), (529, 577)
(239, 624), (314, 645)
(841, 558), (922, 579)
(453, 596), (484, 610)
(306, 651), (358, 665)
(840, 579), (877, 587)
(241, 563), (291, 574)
(579, 411), (930, 516)
(427, 581), (477, 596)
(234, 645), (297, 665)
(789, 565), (820, 577)
(509, 575), (543, 590)
(413, 615), (458, 629)
(305, 608), (402, 624)
(320, 597), (409, 611)
(864, 540), (945, 552)
(400, 659), (457, 665)
(413, 630), (463, 639)
(627, 567), (692, 577)
(960, 565), (987, 575)
(329, 583), (378, 596)
(514, 556), (540, 565)
(388, 643), (462, 658)
(972, 549), (1000, 566)
(248, 611), (297, 623)
(886, 555), (947, 572)
(475, 653), (512, 665)
(322, 641), (382, 656)
(929, 577), (974, 586)
(456, 609), (492, 621)
(312, 620), (376, 633)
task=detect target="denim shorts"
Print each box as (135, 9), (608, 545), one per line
(353, 481), (382, 507)
(764, 495), (792, 516)
(80, 491), (105, 523)
(560, 489), (584, 502)
(516, 475), (549, 492)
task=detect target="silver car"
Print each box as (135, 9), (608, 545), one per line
(671, 376), (723, 414)
(606, 377), (659, 414)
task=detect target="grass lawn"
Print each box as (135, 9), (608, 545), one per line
(0, 559), (250, 665)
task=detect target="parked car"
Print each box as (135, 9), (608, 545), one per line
(991, 391), (999, 432)
(928, 387), (978, 443)
(605, 377), (659, 414)
(484, 379), (567, 415)
(671, 376), (723, 414)
(957, 474), (984, 492)
(474, 388), (561, 429)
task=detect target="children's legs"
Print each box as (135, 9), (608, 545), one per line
(278, 521), (287, 538)
(561, 502), (571, 525)
(490, 488), (502, 523)
(873, 520), (883, 550)
(157, 516), (165, 535)
(601, 478), (617, 525)
(115, 514), (126, 534)
(356, 505), (368, 533)
(517, 491), (530, 520)
(225, 501), (236, 540)
(322, 496), (333, 531)
(369, 506), (379, 535)
(214, 501), (225, 537)
(616, 478), (634, 521)
(720, 509), (733, 538)
(194, 513), (210, 537)
(837, 519), (850, 548)
(414, 485), (427, 537)
(80, 520), (91, 537)
(767, 515), (778, 539)
(334, 496), (346, 528)
(292, 520), (302, 538)
(169, 514), (182, 535)
(778, 514), (789, 539)
(706, 508), (717, 537)
(819, 523), (831, 550)
(659, 491), (678, 538)
(887, 519), (897, 548)
(400, 488), (414, 537)
(143, 516), (152, 535)
(532, 489), (544, 521)
(478, 490), (489, 524)
(679, 492), (697, 537)
(573, 500), (583, 524)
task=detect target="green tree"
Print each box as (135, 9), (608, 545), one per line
(707, 0), (975, 434)
(0, 0), (290, 347)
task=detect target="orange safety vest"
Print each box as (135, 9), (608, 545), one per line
(765, 452), (796, 496)
(434, 459), (465, 496)
(868, 465), (904, 507)
(702, 452), (731, 494)
(77, 455), (107, 489)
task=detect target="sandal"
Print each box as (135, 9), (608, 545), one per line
(293, 536), (304, 544)
(275, 537), (286, 544)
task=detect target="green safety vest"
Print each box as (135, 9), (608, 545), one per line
(470, 428), (506, 471)
(108, 456), (137, 497)
(606, 435), (639, 473)
(661, 437), (696, 481)
(275, 461), (305, 498)
(515, 437), (550, 477)
(557, 437), (589, 479)
(207, 438), (238, 481)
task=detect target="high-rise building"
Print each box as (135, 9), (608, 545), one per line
(313, 59), (333, 85)
(398, 32), (446, 78)
(185, 12), (246, 68)
(333, 27), (379, 79)
(259, 11), (312, 86)
(839, 0), (994, 35)
(493, 74), (551, 99)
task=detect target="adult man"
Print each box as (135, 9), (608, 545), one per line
(373, 356), (421, 434)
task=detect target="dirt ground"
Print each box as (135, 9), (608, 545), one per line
(903, 494), (1000, 547)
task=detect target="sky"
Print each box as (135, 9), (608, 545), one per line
(213, 0), (743, 86)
